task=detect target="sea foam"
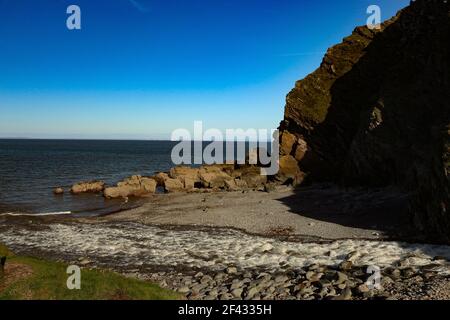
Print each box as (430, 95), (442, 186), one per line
(2, 222), (450, 274)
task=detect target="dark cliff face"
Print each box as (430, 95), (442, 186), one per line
(279, 0), (450, 242)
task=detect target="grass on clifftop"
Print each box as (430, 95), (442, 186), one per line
(0, 244), (180, 300)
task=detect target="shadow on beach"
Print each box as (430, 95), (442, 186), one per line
(277, 184), (414, 240)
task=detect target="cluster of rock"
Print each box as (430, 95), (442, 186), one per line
(151, 260), (444, 301)
(278, 0), (450, 243)
(59, 162), (301, 199)
(104, 175), (157, 198)
(54, 181), (105, 195)
(70, 181), (105, 194)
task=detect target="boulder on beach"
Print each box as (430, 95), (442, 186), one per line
(180, 176), (196, 190)
(153, 172), (170, 186)
(241, 174), (267, 189)
(277, 155), (305, 185)
(280, 131), (297, 156)
(104, 175), (157, 199)
(199, 170), (233, 189)
(70, 181), (105, 194)
(103, 186), (133, 199)
(152, 171), (185, 192)
(168, 166), (202, 190)
(231, 166), (267, 189)
(53, 187), (64, 195)
(163, 178), (185, 193)
(169, 166), (201, 181)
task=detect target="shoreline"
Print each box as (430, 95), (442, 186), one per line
(2, 218), (450, 300)
(0, 183), (430, 244)
(92, 184), (418, 242)
(2, 185), (450, 300)
(0, 185), (450, 300)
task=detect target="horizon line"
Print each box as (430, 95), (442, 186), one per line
(0, 137), (274, 142)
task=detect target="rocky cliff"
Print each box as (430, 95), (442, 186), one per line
(279, 0), (450, 242)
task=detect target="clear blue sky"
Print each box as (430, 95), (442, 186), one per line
(0, 0), (410, 139)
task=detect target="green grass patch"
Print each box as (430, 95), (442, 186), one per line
(0, 244), (14, 257)
(0, 244), (181, 300)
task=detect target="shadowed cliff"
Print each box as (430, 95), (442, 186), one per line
(278, 0), (450, 243)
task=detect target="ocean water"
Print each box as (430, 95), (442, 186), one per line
(0, 139), (178, 216)
(0, 139), (267, 217)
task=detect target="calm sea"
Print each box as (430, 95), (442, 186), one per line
(0, 139), (265, 217)
(0, 139), (178, 217)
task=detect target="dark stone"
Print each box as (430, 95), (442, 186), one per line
(0, 256), (6, 276)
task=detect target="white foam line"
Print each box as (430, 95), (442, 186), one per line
(2, 222), (450, 274)
(0, 211), (72, 217)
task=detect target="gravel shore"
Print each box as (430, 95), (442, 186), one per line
(97, 184), (415, 241)
(1, 185), (449, 300)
